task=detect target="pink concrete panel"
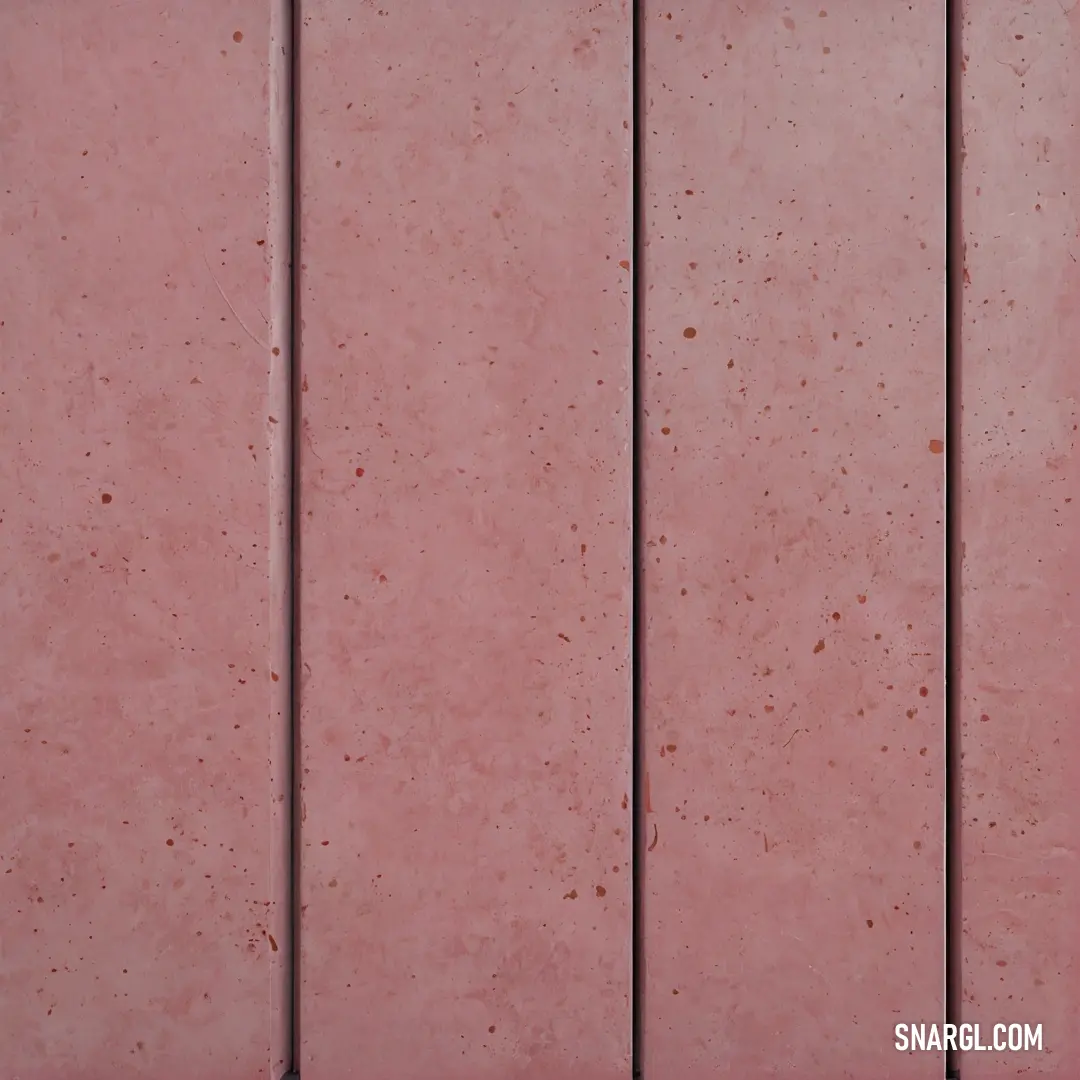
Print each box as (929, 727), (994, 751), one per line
(0, 4), (290, 1078)
(959, 3), (1080, 1073)
(295, 4), (632, 1079)
(640, 3), (945, 1075)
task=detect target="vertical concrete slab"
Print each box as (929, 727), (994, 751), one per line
(959, 3), (1080, 1073)
(295, 4), (631, 1079)
(640, 3), (945, 1076)
(0, 4), (290, 1078)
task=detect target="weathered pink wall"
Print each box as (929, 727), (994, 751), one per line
(294, 3), (632, 1078)
(959, 2), (1080, 1074)
(639, 3), (945, 1076)
(0, 3), (290, 1078)
(4, 1), (1080, 1077)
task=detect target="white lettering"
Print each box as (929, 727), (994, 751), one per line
(895, 1023), (1044, 1053)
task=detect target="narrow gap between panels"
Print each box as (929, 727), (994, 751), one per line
(944, 0), (964, 1077)
(630, 0), (647, 1076)
(270, 0), (302, 1076)
(286, 0), (304, 1072)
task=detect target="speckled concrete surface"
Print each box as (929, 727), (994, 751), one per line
(640, 4), (945, 1076)
(959, 3), (1080, 1075)
(0, 3), (289, 1077)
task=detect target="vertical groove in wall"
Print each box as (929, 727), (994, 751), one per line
(270, 0), (299, 1075)
(945, 0), (963, 1076)
(630, 0), (645, 1077)
(287, 0), (303, 1072)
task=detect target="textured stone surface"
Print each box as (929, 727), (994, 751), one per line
(0, 3), (288, 1077)
(295, 3), (633, 1078)
(960, 2), (1080, 1074)
(640, 3), (946, 1075)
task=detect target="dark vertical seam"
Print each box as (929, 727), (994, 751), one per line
(630, 0), (646, 1076)
(284, 0), (303, 1076)
(945, 0), (963, 1077)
